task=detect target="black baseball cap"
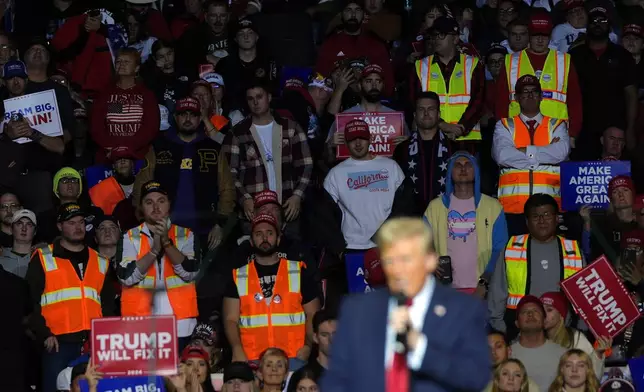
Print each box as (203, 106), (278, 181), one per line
(224, 362), (255, 383)
(234, 17), (258, 35)
(429, 16), (460, 36)
(191, 322), (217, 346)
(94, 215), (120, 230)
(487, 43), (508, 57)
(57, 203), (85, 222)
(140, 181), (168, 201)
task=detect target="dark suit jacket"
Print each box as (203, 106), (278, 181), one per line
(320, 283), (491, 392)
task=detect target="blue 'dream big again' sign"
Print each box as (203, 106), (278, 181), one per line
(560, 161), (631, 211)
(79, 376), (165, 392)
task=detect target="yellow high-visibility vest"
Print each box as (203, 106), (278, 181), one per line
(505, 234), (582, 309)
(506, 49), (570, 119)
(415, 53), (481, 141)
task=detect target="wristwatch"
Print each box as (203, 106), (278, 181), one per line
(478, 277), (489, 287)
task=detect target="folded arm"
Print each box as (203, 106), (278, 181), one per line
(525, 121), (570, 165)
(492, 120), (534, 169)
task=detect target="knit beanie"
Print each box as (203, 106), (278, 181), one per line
(540, 291), (569, 320)
(53, 167), (83, 198)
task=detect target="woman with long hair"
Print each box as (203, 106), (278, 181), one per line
(258, 348), (289, 392)
(175, 345), (217, 392)
(548, 349), (600, 392)
(491, 359), (529, 392)
(286, 367), (319, 392)
(540, 292), (610, 377)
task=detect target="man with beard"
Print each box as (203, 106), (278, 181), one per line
(215, 17), (278, 112)
(26, 203), (116, 392)
(0, 193), (22, 247)
(223, 213), (320, 367)
(178, 0), (231, 71)
(324, 119), (405, 250)
(327, 64), (409, 156)
(570, 6), (639, 157)
(135, 97), (235, 251)
(117, 181), (201, 349)
(316, 1), (394, 97)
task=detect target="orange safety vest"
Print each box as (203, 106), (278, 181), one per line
(38, 245), (108, 336)
(498, 116), (563, 214)
(233, 259), (306, 360)
(120, 224), (198, 320)
(89, 176), (126, 215)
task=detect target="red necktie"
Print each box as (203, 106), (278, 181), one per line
(386, 299), (413, 392)
(527, 119), (537, 133)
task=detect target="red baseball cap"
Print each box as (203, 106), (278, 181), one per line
(515, 74), (541, 94)
(344, 119), (371, 142)
(362, 64), (384, 78)
(623, 24), (644, 38)
(516, 295), (545, 319)
(251, 213), (278, 231)
(175, 97), (201, 113)
(254, 190), (280, 209)
(363, 248), (386, 287)
(108, 146), (136, 162)
(540, 291), (569, 319)
(621, 230), (644, 249)
(528, 12), (553, 36)
(608, 175), (634, 196)
(180, 345), (209, 362)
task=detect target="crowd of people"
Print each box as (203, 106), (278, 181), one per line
(1, 0), (644, 390)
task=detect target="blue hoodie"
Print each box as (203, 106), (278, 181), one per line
(424, 152), (508, 277)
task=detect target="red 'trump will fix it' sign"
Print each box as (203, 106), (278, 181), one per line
(560, 256), (641, 338)
(91, 316), (178, 376)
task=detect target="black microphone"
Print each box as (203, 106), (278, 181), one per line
(393, 293), (409, 355)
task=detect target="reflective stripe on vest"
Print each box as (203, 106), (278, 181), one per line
(505, 235), (582, 309)
(233, 259), (305, 359)
(415, 54), (481, 141)
(497, 116), (563, 214)
(507, 50), (570, 119)
(121, 223), (198, 319)
(38, 245), (106, 335)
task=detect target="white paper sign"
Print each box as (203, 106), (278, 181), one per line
(3, 89), (63, 144)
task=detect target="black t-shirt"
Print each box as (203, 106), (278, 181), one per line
(224, 259), (318, 305)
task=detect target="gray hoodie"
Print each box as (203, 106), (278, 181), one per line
(0, 247), (31, 278)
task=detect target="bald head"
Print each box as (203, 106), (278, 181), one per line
(601, 127), (625, 159)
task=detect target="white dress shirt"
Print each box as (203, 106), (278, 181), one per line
(492, 113), (570, 171)
(384, 277), (434, 370)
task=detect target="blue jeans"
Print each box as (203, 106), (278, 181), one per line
(42, 341), (82, 392)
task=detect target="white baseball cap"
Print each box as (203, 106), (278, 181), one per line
(203, 72), (225, 87)
(12, 209), (36, 226)
(159, 105), (170, 131)
(56, 367), (72, 391)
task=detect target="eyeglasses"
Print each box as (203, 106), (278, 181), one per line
(60, 178), (80, 185)
(0, 203), (21, 211)
(487, 59), (504, 66)
(590, 17), (608, 24)
(498, 8), (516, 15)
(529, 211), (555, 221)
(429, 32), (456, 40)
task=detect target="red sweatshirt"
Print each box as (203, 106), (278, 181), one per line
(494, 51), (583, 137)
(315, 31), (394, 96)
(90, 83), (160, 163)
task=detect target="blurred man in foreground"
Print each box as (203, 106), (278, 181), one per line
(321, 217), (490, 391)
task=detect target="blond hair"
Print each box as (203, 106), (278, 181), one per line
(375, 217), (433, 253)
(548, 349), (600, 392)
(258, 347), (289, 370)
(548, 317), (575, 349)
(491, 359), (529, 392)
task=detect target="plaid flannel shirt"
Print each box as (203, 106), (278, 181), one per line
(222, 115), (313, 204)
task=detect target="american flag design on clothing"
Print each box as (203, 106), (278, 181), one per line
(106, 102), (144, 123)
